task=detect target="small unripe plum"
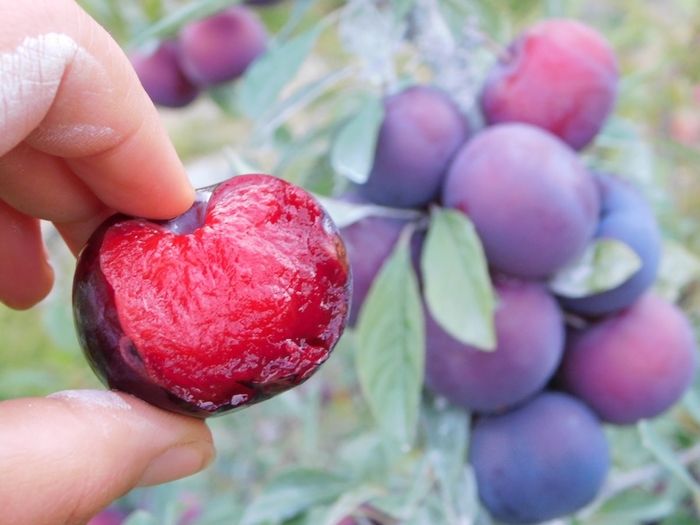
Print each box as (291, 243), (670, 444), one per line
(558, 172), (662, 316)
(469, 392), (610, 524)
(442, 123), (600, 278)
(480, 18), (618, 150)
(358, 86), (470, 209)
(129, 40), (200, 108)
(178, 6), (268, 86)
(73, 175), (351, 418)
(425, 274), (564, 413)
(559, 293), (697, 425)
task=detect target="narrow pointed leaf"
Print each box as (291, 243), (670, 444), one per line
(331, 95), (385, 184)
(128, 0), (241, 49)
(241, 468), (353, 525)
(239, 27), (321, 121)
(356, 227), (425, 447)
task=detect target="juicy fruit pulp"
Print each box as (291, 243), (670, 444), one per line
(73, 175), (351, 418)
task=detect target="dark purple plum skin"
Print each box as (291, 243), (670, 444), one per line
(358, 85), (470, 209)
(442, 123), (600, 278)
(559, 293), (698, 425)
(558, 172), (661, 317)
(129, 40), (200, 108)
(480, 18), (618, 151)
(424, 274), (564, 413)
(178, 6), (267, 86)
(469, 392), (610, 524)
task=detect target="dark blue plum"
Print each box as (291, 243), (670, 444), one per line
(442, 123), (600, 278)
(469, 392), (610, 524)
(358, 86), (470, 209)
(129, 40), (200, 108)
(558, 172), (661, 316)
(424, 274), (564, 413)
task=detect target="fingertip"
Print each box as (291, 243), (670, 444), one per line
(0, 390), (215, 524)
(0, 201), (55, 310)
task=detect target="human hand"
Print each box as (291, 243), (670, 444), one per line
(0, 1), (214, 523)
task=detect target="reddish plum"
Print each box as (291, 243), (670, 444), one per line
(559, 293), (697, 425)
(358, 86), (470, 209)
(178, 6), (267, 86)
(425, 274), (564, 413)
(442, 123), (600, 278)
(470, 392), (610, 524)
(73, 175), (351, 418)
(480, 18), (618, 150)
(129, 40), (200, 108)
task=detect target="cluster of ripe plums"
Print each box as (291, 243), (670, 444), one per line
(338, 18), (699, 524)
(129, 5), (269, 107)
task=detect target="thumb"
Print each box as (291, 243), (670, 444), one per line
(0, 390), (215, 525)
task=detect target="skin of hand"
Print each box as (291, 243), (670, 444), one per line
(0, 1), (216, 523)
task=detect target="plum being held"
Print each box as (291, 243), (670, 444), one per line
(73, 175), (351, 418)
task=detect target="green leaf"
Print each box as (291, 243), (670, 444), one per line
(638, 421), (700, 502)
(239, 27), (321, 121)
(314, 195), (425, 229)
(549, 238), (643, 298)
(241, 468), (353, 525)
(123, 510), (160, 525)
(422, 399), (469, 494)
(128, 0), (242, 49)
(321, 485), (386, 525)
(330, 95), (385, 184)
(654, 239), (700, 302)
(356, 227), (425, 448)
(421, 208), (496, 351)
(256, 66), (356, 139)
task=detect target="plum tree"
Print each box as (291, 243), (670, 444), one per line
(129, 40), (200, 108)
(480, 18), (618, 151)
(442, 123), (600, 278)
(469, 392), (610, 524)
(424, 274), (564, 413)
(178, 6), (268, 86)
(558, 172), (662, 316)
(559, 292), (698, 425)
(358, 86), (470, 209)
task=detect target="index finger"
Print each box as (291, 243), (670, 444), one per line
(0, 0), (195, 220)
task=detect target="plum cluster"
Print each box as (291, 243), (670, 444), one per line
(338, 18), (698, 524)
(129, 6), (268, 107)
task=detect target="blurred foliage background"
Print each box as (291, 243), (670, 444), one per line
(4, 0), (700, 523)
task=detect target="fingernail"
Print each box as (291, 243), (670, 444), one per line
(137, 441), (215, 487)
